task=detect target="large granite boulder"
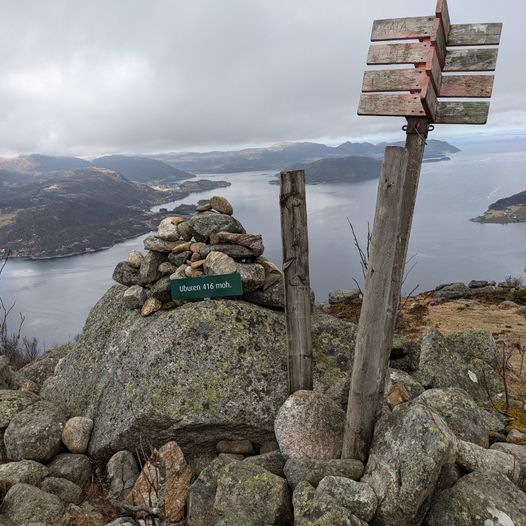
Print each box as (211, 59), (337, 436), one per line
(416, 329), (503, 403)
(0, 389), (40, 429)
(362, 403), (457, 526)
(19, 345), (71, 388)
(42, 285), (356, 459)
(426, 471), (526, 525)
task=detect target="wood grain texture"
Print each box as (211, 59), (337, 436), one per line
(426, 48), (443, 93)
(439, 75), (494, 98)
(431, 18), (447, 66)
(421, 78), (438, 121)
(435, 0), (451, 38)
(448, 23), (502, 46)
(342, 147), (409, 462)
(371, 16), (436, 41)
(435, 101), (490, 124)
(367, 42), (431, 65)
(444, 48), (498, 71)
(358, 93), (426, 117)
(362, 69), (427, 92)
(280, 170), (313, 394)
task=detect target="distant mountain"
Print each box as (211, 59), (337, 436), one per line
(92, 155), (194, 183)
(271, 156), (382, 185)
(0, 168), (228, 258)
(472, 189), (526, 224)
(155, 139), (459, 173)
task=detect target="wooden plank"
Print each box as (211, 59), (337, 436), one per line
(436, 0), (451, 38)
(439, 75), (494, 98)
(358, 93), (426, 117)
(444, 48), (498, 71)
(421, 78), (438, 121)
(448, 23), (502, 46)
(367, 42), (431, 65)
(431, 18), (447, 66)
(280, 170), (313, 394)
(425, 47), (443, 93)
(435, 101), (490, 124)
(371, 16), (436, 41)
(342, 146), (409, 462)
(362, 69), (427, 92)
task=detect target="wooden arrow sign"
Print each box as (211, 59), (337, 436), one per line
(358, 0), (502, 125)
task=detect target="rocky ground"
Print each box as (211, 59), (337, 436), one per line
(0, 198), (525, 525)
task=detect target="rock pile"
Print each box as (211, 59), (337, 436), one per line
(112, 195), (284, 315)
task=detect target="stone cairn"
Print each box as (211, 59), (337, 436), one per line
(112, 196), (283, 316)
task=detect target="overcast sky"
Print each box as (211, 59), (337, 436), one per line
(0, 0), (524, 156)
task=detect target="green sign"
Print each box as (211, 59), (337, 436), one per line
(171, 273), (243, 300)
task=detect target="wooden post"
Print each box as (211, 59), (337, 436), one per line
(280, 170), (313, 394)
(341, 147), (408, 462)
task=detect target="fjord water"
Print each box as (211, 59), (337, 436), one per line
(1, 141), (525, 348)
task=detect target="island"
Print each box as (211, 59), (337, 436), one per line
(472, 190), (526, 224)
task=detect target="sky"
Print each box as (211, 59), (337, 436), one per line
(0, 0), (525, 157)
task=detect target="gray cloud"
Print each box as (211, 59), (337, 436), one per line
(0, 0), (524, 156)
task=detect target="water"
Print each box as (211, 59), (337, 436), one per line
(1, 142), (525, 348)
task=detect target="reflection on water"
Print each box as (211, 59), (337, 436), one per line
(1, 143), (525, 347)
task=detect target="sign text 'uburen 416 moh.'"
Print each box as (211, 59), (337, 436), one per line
(171, 273), (243, 300)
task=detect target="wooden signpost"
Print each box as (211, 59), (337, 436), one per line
(342, 0), (502, 462)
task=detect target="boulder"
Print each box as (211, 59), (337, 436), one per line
(204, 251), (237, 276)
(168, 250), (192, 267)
(4, 400), (65, 462)
(213, 511), (262, 525)
(414, 388), (504, 446)
(157, 217), (181, 241)
(385, 368), (424, 399)
(112, 261), (141, 286)
(362, 403), (457, 526)
(139, 251), (166, 284)
(178, 221), (193, 241)
(274, 390), (345, 460)
(508, 428), (526, 445)
(389, 337), (421, 373)
(427, 471), (526, 525)
(48, 453), (92, 487)
(416, 329), (503, 403)
(469, 280), (496, 288)
(143, 235), (180, 253)
(141, 297), (162, 316)
(213, 461), (292, 525)
(0, 483), (64, 525)
(209, 196), (234, 215)
(328, 289), (361, 304)
(0, 356), (36, 392)
(122, 285), (147, 309)
(41, 476), (84, 505)
(107, 450), (139, 500)
(158, 261), (177, 275)
(432, 282), (471, 299)
(211, 232), (264, 257)
(62, 416), (93, 454)
(41, 287), (357, 459)
(317, 476), (378, 523)
(243, 279), (285, 309)
(188, 454), (239, 526)
(292, 481), (365, 526)
(244, 450), (285, 478)
(127, 250), (143, 269)
(0, 389), (40, 429)
(189, 212), (245, 243)
(0, 459), (49, 487)
(235, 263), (265, 293)
(283, 458), (364, 490)
(150, 277), (172, 302)
(201, 243), (256, 259)
(19, 345), (70, 389)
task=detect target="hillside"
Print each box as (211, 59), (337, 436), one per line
(472, 189), (526, 223)
(0, 168), (228, 258)
(155, 139), (459, 173)
(270, 155), (382, 185)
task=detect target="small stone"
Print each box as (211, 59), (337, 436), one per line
(168, 250), (192, 267)
(170, 264), (189, 280)
(127, 250), (144, 269)
(185, 266), (194, 277)
(196, 203), (212, 212)
(507, 428), (526, 445)
(191, 242), (206, 253)
(274, 390), (345, 460)
(41, 476), (84, 505)
(107, 450), (139, 500)
(212, 232), (264, 256)
(0, 483), (64, 525)
(201, 243), (256, 259)
(243, 278), (285, 309)
(141, 297), (162, 317)
(158, 261), (177, 275)
(172, 241), (192, 254)
(191, 259), (206, 269)
(150, 277), (172, 302)
(143, 235), (180, 253)
(386, 383), (411, 409)
(123, 285), (147, 309)
(139, 251), (166, 284)
(204, 251), (237, 276)
(0, 460), (49, 487)
(112, 261), (141, 286)
(177, 221), (193, 241)
(48, 453), (93, 487)
(257, 257), (281, 289)
(243, 450), (285, 478)
(191, 252), (202, 262)
(317, 476), (378, 523)
(284, 458), (364, 489)
(328, 289), (361, 304)
(210, 196), (233, 215)
(236, 263), (265, 293)
(189, 211), (245, 243)
(216, 439), (255, 456)
(157, 217), (181, 241)
(62, 416), (93, 454)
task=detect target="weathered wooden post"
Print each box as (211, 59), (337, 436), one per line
(280, 170), (313, 394)
(342, 0), (502, 461)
